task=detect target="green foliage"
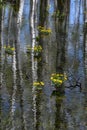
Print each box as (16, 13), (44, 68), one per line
(34, 45), (42, 53)
(37, 26), (52, 36)
(26, 45), (42, 58)
(33, 81), (44, 90)
(4, 45), (15, 55)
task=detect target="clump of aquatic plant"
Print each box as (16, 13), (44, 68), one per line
(50, 73), (67, 87)
(37, 26), (52, 35)
(4, 45), (15, 55)
(33, 81), (44, 90)
(26, 45), (42, 58)
(33, 45), (42, 58)
(34, 45), (42, 53)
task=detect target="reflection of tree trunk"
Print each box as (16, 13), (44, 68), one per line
(84, 29), (87, 85)
(37, 1), (57, 129)
(11, 0), (25, 129)
(0, 7), (4, 130)
(16, 0), (25, 128)
(0, 6), (4, 82)
(55, 8), (67, 86)
(11, 51), (17, 130)
(54, 2), (69, 127)
(30, 0), (37, 128)
(57, 0), (64, 12)
(55, 97), (65, 129)
(8, 8), (13, 45)
(0, 6), (4, 128)
(39, 0), (48, 26)
(55, 0), (69, 74)
(35, 91), (42, 130)
(85, 0), (87, 23)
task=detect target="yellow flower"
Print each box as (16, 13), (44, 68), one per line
(33, 81), (44, 86)
(33, 82), (37, 86)
(58, 79), (63, 84)
(4, 46), (6, 49)
(50, 77), (53, 80)
(40, 82), (44, 86)
(53, 79), (57, 82)
(8, 45), (10, 48)
(64, 77), (67, 80)
(57, 74), (60, 76)
(47, 29), (52, 33)
(11, 48), (15, 51)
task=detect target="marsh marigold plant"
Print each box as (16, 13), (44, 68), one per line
(50, 73), (67, 87)
(37, 26), (52, 35)
(4, 45), (15, 55)
(33, 81), (44, 90)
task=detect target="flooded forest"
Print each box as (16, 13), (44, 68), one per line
(0, 0), (87, 130)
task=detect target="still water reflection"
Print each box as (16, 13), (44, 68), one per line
(0, 0), (87, 130)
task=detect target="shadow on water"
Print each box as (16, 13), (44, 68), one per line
(0, 0), (87, 130)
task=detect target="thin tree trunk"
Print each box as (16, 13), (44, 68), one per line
(30, 0), (38, 128)
(0, 6), (4, 130)
(11, 0), (25, 129)
(85, 0), (87, 23)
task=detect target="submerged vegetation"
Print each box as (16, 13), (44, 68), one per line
(33, 45), (42, 53)
(37, 26), (52, 35)
(33, 81), (44, 90)
(4, 45), (15, 55)
(26, 45), (42, 57)
(51, 73), (67, 87)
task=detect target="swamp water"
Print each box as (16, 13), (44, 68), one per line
(0, 0), (87, 130)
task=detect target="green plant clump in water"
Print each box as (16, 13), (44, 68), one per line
(4, 45), (15, 55)
(27, 45), (42, 54)
(50, 73), (67, 87)
(37, 26), (52, 35)
(33, 81), (44, 90)
(34, 45), (42, 53)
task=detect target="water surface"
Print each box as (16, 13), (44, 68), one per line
(0, 0), (87, 130)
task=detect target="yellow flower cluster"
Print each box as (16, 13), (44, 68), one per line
(37, 26), (44, 30)
(50, 73), (67, 86)
(27, 45), (42, 53)
(34, 45), (42, 52)
(4, 45), (15, 55)
(33, 81), (44, 87)
(40, 29), (52, 33)
(37, 26), (52, 35)
(50, 77), (63, 84)
(4, 45), (15, 50)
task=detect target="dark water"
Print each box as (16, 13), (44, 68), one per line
(0, 0), (87, 130)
